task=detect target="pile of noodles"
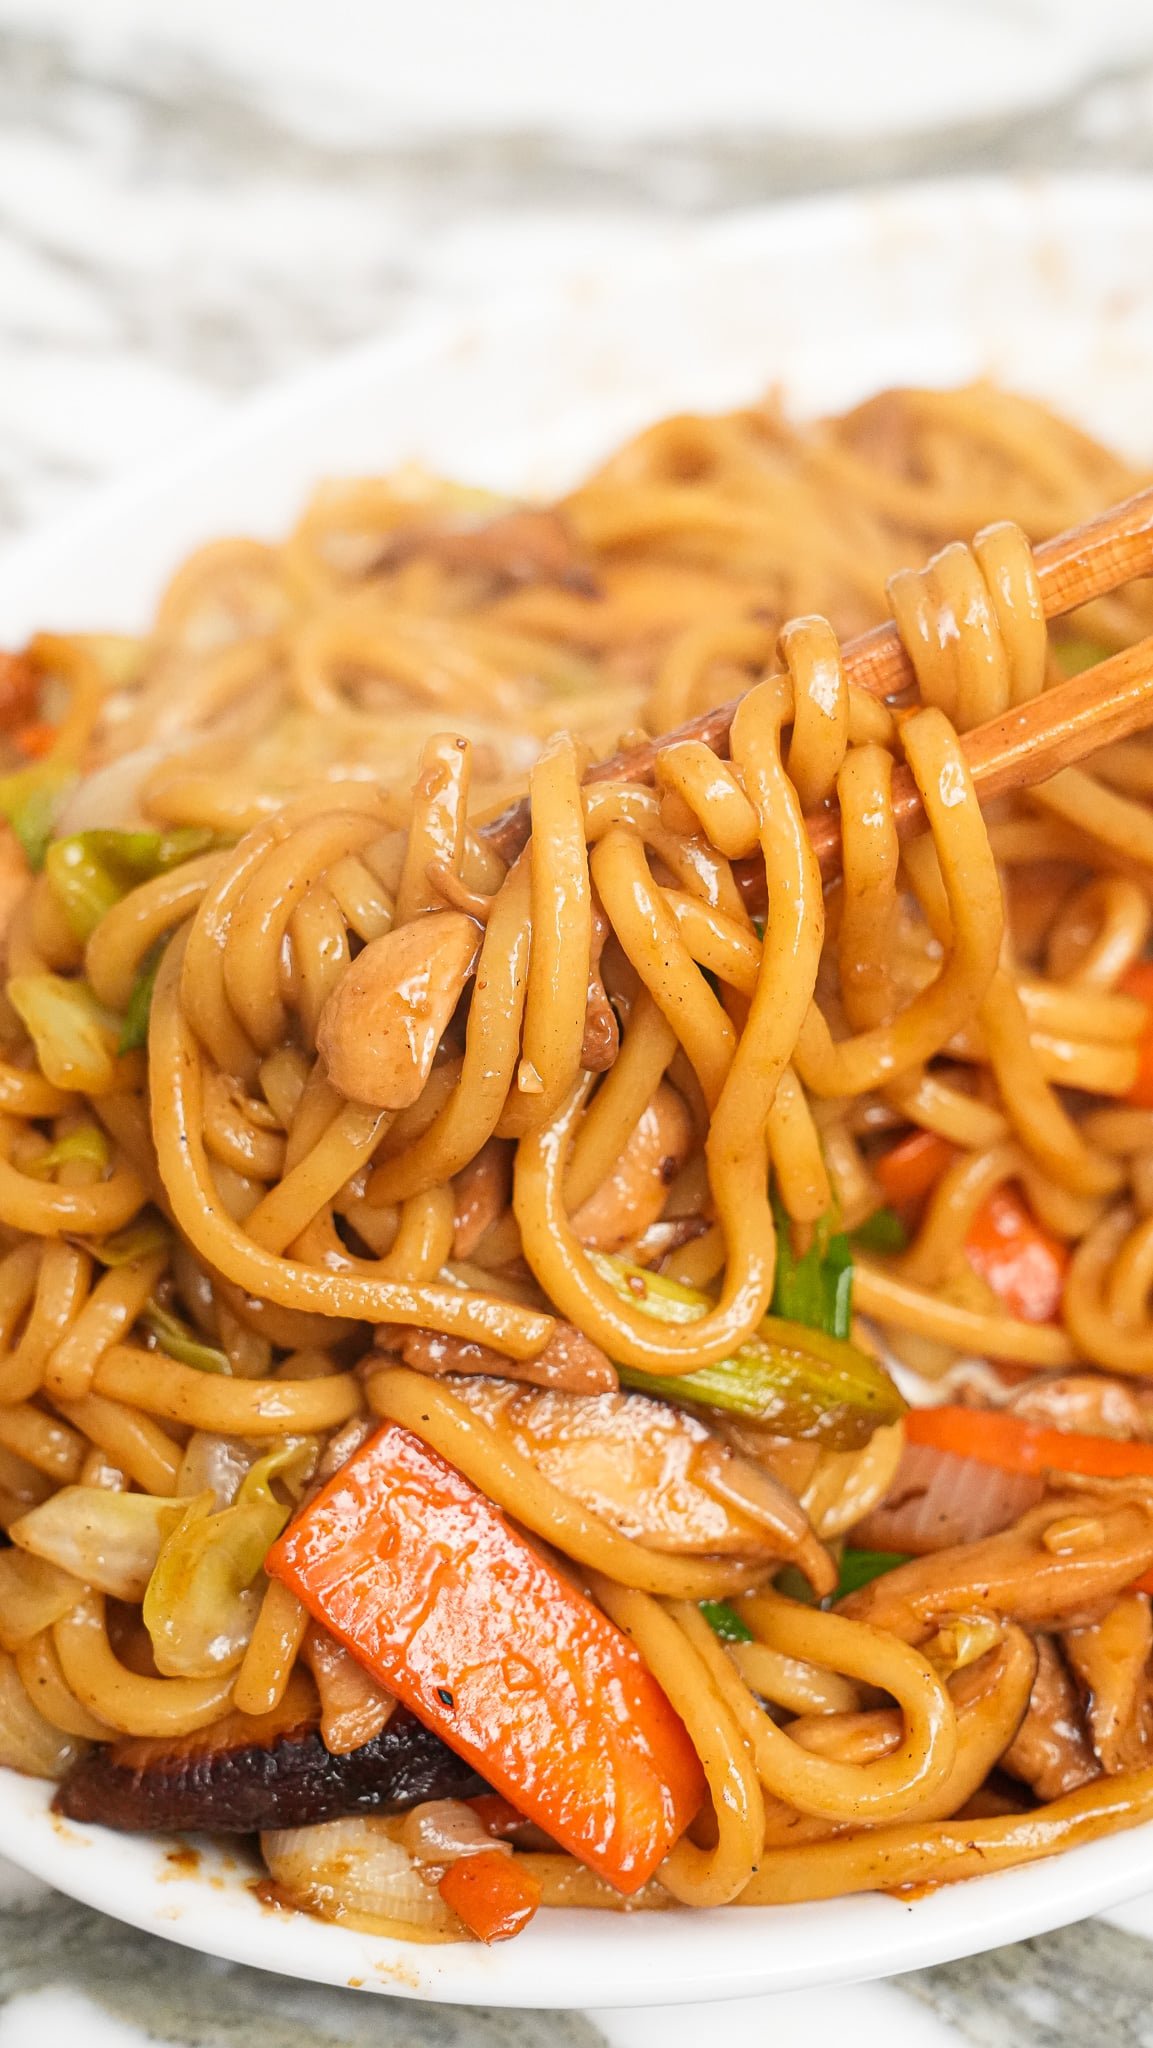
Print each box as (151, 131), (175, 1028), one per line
(4, 381), (1153, 1932)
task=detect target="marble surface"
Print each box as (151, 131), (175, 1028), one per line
(0, 3), (1152, 539)
(5, 5), (1153, 2044)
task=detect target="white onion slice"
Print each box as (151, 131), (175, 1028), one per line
(0, 1648), (87, 1779)
(262, 1816), (455, 1936)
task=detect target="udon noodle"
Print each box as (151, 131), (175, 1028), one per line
(5, 382), (1153, 1940)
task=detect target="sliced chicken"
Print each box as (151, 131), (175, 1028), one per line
(570, 1084), (694, 1253)
(839, 1497), (1153, 1643)
(317, 911), (480, 1109)
(1063, 1592), (1153, 1774)
(447, 1374), (830, 1584)
(1002, 1635), (1098, 1801)
(1005, 1373), (1151, 1441)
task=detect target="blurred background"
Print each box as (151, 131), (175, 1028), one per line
(1, 0), (1153, 538)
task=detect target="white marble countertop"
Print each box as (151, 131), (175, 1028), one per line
(4, 5), (1153, 2043)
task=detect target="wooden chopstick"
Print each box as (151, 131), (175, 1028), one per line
(482, 481), (1153, 867)
(807, 632), (1153, 880)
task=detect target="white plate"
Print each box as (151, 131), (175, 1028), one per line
(3, 173), (1153, 2008)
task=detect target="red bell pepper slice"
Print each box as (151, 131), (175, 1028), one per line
(268, 1422), (704, 1894)
(905, 1403), (1153, 1480)
(438, 1849), (541, 1943)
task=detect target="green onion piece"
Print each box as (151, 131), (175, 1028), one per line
(850, 1206), (909, 1256)
(7, 974), (122, 1094)
(84, 1211), (170, 1267)
(118, 949), (162, 1054)
(771, 1188), (853, 1340)
(27, 1124), (111, 1178)
(0, 763), (76, 870)
(142, 1300), (231, 1375)
(596, 1255), (906, 1450)
(700, 1599), (754, 1644)
(833, 1548), (910, 1600)
(773, 1564), (815, 1605)
(45, 828), (216, 942)
(1053, 636), (1113, 679)
(776, 1548), (911, 1607)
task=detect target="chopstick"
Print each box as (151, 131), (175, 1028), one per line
(481, 481), (1153, 871)
(807, 632), (1153, 880)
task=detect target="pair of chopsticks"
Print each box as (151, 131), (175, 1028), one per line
(482, 485), (1153, 879)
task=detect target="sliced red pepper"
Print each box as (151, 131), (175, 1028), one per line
(1121, 961), (1153, 1108)
(0, 651), (37, 727)
(905, 1404), (1153, 1480)
(874, 1132), (1066, 1324)
(13, 721), (58, 761)
(467, 1792), (533, 1842)
(873, 1130), (956, 1212)
(268, 1422), (704, 1894)
(962, 1184), (1068, 1324)
(438, 1849), (541, 1943)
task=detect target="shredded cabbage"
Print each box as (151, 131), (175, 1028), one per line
(44, 827), (216, 941)
(7, 974), (122, 1094)
(0, 761), (76, 869)
(82, 1211), (170, 1267)
(10, 1485), (186, 1600)
(143, 1441), (315, 1677)
(142, 1298), (231, 1375)
(118, 947), (162, 1053)
(27, 1124), (111, 1178)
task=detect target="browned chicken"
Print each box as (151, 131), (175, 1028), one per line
(1003, 1636), (1098, 1801)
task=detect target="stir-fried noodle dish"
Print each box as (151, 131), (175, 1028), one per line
(6, 383), (1153, 1943)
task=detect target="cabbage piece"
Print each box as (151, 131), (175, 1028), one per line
(10, 1485), (187, 1600)
(44, 827), (216, 942)
(118, 948), (162, 1053)
(0, 1648), (87, 1779)
(142, 1297), (231, 1374)
(143, 1441), (314, 1678)
(7, 974), (122, 1094)
(177, 1432), (259, 1509)
(80, 1210), (171, 1267)
(27, 1124), (110, 1178)
(0, 1549), (86, 1652)
(0, 762), (76, 869)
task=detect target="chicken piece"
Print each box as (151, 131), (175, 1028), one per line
(1005, 1373), (1149, 1442)
(317, 911), (480, 1109)
(570, 1084), (694, 1253)
(1063, 1592), (1153, 1774)
(387, 1321), (617, 1396)
(302, 1622), (396, 1757)
(372, 505), (597, 594)
(1002, 1635), (1098, 1801)
(580, 901), (620, 1074)
(839, 1497), (1153, 1643)
(452, 1139), (513, 1261)
(447, 1373), (828, 1583)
